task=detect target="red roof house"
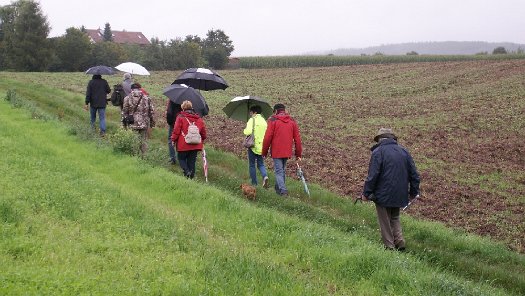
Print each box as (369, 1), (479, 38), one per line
(85, 29), (150, 46)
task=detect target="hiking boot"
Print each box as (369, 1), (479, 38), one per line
(262, 176), (269, 188)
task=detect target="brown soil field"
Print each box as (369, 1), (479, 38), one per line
(202, 60), (525, 252)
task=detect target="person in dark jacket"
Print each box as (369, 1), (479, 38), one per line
(361, 128), (420, 251)
(166, 100), (182, 165)
(84, 74), (111, 136)
(262, 103), (302, 196)
(171, 100), (207, 179)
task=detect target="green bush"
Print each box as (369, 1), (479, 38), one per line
(108, 128), (141, 155)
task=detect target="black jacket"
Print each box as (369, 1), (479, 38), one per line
(363, 138), (420, 208)
(166, 101), (182, 126)
(85, 76), (111, 108)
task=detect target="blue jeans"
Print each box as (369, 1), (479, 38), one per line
(168, 125), (177, 162)
(248, 149), (268, 185)
(273, 158), (288, 195)
(90, 107), (106, 133)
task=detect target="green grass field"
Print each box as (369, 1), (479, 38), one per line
(1, 67), (524, 295)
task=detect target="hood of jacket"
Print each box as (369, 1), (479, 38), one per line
(270, 112), (292, 123)
(180, 110), (201, 121)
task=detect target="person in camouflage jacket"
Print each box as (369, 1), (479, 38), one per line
(122, 83), (155, 155)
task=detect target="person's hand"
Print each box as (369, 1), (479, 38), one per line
(297, 157), (302, 162)
(410, 194), (420, 201)
(83, 105), (88, 111)
(361, 194), (369, 202)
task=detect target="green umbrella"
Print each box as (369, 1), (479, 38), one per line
(222, 95), (273, 122)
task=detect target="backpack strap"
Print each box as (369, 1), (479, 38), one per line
(181, 116), (194, 137)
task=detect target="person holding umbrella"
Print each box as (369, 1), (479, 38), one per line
(244, 105), (269, 188)
(262, 104), (303, 196)
(361, 128), (420, 251)
(84, 74), (111, 136)
(171, 100), (207, 179)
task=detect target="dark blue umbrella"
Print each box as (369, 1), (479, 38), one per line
(162, 84), (209, 116)
(173, 68), (228, 91)
(85, 65), (115, 75)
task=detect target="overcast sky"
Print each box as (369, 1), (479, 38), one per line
(2, 0), (524, 56)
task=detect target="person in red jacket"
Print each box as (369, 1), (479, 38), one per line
(171, 100), (207, 179)
(262, 103), (303, 196)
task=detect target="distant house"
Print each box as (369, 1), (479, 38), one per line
(85, 29), (150, 46)
(227, 57), (240, 69)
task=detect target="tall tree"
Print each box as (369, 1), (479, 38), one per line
(0, 0), (51, 71)
(203, 29), (234, 56)
(103, 22), (113, 42)
(56, 27), (92, 71)
(202, 29), (234, 69)
(89, 41), (127, 67)
(142, 37), (166, 71)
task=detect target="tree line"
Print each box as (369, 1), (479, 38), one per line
(0, 0), (235, 72)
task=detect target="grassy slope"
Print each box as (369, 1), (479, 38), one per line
(0, 76), (524, 295)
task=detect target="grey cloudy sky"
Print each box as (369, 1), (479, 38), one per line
(3, 0), (525, 56)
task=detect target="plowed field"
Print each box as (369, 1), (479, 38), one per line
(4, 59), (524, 251)
(202, 60), (525, 251)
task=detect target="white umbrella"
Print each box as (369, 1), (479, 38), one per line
(115, 62), (150, 75)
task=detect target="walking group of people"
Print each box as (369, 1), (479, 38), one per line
(85, 73), (420, 251)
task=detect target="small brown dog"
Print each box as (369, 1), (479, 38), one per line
(240, 183), (256, 200)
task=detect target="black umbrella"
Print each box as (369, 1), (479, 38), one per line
(172, 68), (228, 91)
(85, 65), (115, 75)
(162, 84), (209, 116)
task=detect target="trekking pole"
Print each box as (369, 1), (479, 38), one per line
(402, 195), (420, 211)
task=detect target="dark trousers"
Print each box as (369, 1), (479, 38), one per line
(375, 205), (405, 249)
(177, 150), (198, 178)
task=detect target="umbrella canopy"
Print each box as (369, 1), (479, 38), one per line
(222, 95), (273, 122)
(162, 84), (209, 117)
(296, 163), (311, 197)
(202, 148), (208, 183)
(173, 68), (228, 91)
(115, 62), (150, 75)
(85, 65), (115, 75)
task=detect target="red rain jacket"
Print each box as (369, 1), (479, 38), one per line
(262, 111), (302, 159)
(171, 111), (207, 151)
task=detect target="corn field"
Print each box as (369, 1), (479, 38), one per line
(238, 53), (525, 69)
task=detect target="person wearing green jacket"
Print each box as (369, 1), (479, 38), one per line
(244, 105), (269, 187)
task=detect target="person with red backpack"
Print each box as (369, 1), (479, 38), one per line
(262, 103), (303, 196)
(171, 100), (207, 179)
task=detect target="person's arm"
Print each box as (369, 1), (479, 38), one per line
(363, 150), (382, 198)
(406, 151), (420, 198)
(171, 116), (182, 144)
(200, 119), (207, 141)
(293, 121), (303, 159)
(105, 81), (111, 94)
(243, 117), (254, 135)
(85, 82), (92, 107)
(261, 119), (274, 157)
(122, 97), (130, 117)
